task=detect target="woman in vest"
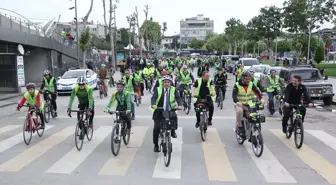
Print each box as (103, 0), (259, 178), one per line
(40, 70), (57, 117)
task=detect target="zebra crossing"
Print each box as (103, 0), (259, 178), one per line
(1, 124), (336, 184)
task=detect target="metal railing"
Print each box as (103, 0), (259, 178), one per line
(0, 12), (77, 49)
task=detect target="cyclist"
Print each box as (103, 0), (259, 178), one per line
(108, 66), (115, 87)
(235, 64), (243, 82)
(232, 71), (263, 137)
(104, 80), (132, 130)
(98, 63), (108, 96)
(197, 62), (209, 78)
(143, 63), (153, 90)
(40, 70), (57, 117)
(214, 68), (228, 101)
(133, 67), (145, 96)
(154, 65), (164, 80)
(17, 83), (45, 129)
(192, 71), (215, 128)
(152, 70), (173, 91)
(123, 69), (136, 120)
(67, 76), (94, 140)
(179, 65), (195, 98)
(174, 63), (182, 86)
(282, 75), (313, 133)
(150, 75), (182, 152)
(248, 69), (262, 90)
(266, 69), (284, 115)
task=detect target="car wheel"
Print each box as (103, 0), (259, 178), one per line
(323, 97), (333, 106)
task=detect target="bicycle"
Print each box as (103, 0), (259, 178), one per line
(181, 83), (192, 115)
(235, 101), (265, 157)
(21, 105), (45, 145)
(69, 109), (93, 151)
(275, 93), (284, 116)
(41, 90), (56, 123)
(194, 95), (212, 142)
(98, 78), (107, 99)
(156, 107), (178, 167)
(134, 84), (142, 106)
(215, 85), (226, 110)
(106, 109), (131, 156)
(285, 104), (305, 149)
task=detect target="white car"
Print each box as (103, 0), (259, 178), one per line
(239, 58), (260, 71)
(249, 64), (271, 80)
(56, 69), (98, 94)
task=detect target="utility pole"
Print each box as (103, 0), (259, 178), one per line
(74, 0), (80, 67)
(109, 0), (116, 68)
(143, 5), (150, 53)
(113, 4), (117, 67)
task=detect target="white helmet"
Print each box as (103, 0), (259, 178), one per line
(162, 75), (173, 83)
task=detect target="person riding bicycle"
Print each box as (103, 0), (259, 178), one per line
(248, 69), (262, 91)
(154, 65), (164, 80)
(179, 65), (195, 98)
(282, 75), (313, 133)
(108, 66), (115, 87)
(104, 80), (132, 130)
(197, 62), (209, 78)
(40, 70), (57, 117)
(266, 69), (284, 115)
(133, 67), (145, 96)
(192, 71), (215, 128)
(17, 83), (45, 129)
(235, 64), (243, 82)
(174, 63), (182, 86)
(214, 68), (228, 101)
(98, 63), (108, 96)
(152, 70), (174, 91)
(143, 63), (153, 90)
(150, 75), (182, 153)
(122, 69), (136, 120)
(67, 76), (94, 140)
(232, 71), (263, 137)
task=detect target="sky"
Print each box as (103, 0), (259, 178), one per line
(1, 0), (335, 36)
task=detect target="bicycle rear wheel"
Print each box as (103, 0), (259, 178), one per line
(44, 104), (50, 123)
(111, 124), (121, 156)
(163, 134), (172, 167)
(99, 85), (104, 99)
(23, 117), (33, 145)
(252, 127), (264, 157)
(294, 118), (304, 149)
(220, 91), (223, 110)
(286, 116), (293, 139)
(36, 117), (45, 137)
(123, 126), (131, 145)
(75, 122), (84, 151)
(186, 96), (191, 115)
(86, 121), (93, 141)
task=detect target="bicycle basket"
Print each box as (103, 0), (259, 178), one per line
(249, 113), (266, 123)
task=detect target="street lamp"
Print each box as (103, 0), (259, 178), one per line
(70, 0), (80, 67)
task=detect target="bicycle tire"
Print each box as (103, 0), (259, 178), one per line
(286, 116), (293, 139)
(200, 114), (207, 142)
(44, 104), (50, 123)
(111, 124), (121, 156)
(75, 122), (84, 151)
(186, 96), (190, 115)
(164, 133), (172, 167)
(51, 104), (56, 119)
(252, 127), (264, 157)
(36, 117), (45, 137)
(23, 117), (32, 145)
(123, 127), (131, 145)
(86, 121), (93, 141)
(294, 118), (304, 149)
(220, 91), (223, 110)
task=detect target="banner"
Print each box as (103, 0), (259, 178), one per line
(17, 56), (25, 87)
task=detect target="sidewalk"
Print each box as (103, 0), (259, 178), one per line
(327, 77), (336, 104)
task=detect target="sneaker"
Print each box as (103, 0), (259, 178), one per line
(153, 145), (160, 153)
(195, 122), (200, 128)
(171, 130), (177, 138)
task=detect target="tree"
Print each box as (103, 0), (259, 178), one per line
(133, 7), (143, 57)
(118, 28), (131, 47)
(275, 39), (293, 53)
(79, 27), (92, 63)
(224, 18), (246, 55)
(314, 41), (324, 64)
(140, 20), (161, 49)
(205, 34), (227, 53)
(246, 16), (262, 56)
(189, 38), (204, 49)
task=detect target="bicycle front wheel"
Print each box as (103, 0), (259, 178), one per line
(252, 127), (264, 157)
(23, 117), (32, 145)
(44, 104), (50, 123)
(220, 91), (223, 110)
(163, 134), (172, 167)
(86, 121), (93, 141)
(111, 124), (121, 156)
(75, 122), (84, 151)
(294, 118), (304, 149)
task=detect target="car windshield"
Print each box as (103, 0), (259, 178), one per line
(62, 71), (84, 79)
(243, 60), (259, 66)
(231, 57), (239, 61)
(253, 66), (268, 73)
(291, 69), (322, 80)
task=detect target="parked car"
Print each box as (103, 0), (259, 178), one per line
(279, 67), (334, 105)
(249, 65), (271, 81)
(56, 69), (98, 94)
(238, 58), (260, 71)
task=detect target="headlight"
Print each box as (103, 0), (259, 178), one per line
(323, 86), (333, 94)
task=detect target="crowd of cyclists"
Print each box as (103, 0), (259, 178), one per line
(17, 55), (313, 153)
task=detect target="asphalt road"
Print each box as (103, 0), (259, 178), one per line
(1, 70), (336, 185)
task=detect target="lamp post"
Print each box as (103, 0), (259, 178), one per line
(69, 0), (80, 67)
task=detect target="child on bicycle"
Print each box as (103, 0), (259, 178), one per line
(104, 80), (132, 130)
(17, 83), (45, 129)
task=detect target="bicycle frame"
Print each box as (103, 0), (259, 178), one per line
(26, 106), (39, 131)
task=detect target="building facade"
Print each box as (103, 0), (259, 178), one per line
(180, 14), (214, 44)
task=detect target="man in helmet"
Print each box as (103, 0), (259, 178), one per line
(17, 83), (45, 129)
(40, 70), (58, 116)
(152, 70), (174, 92)
(67, 77), (94, 140)
(104, 80), (132, 130)
(266, 69), (284, 115)
(153, 65), (164, 80)
(179, 65), (195, 98)
(123, 69), (136, 120)
(151, 75), (183, 152)
(98, 63), (108, 96)
(197, 62), (209, 78)
(214, 68), (228, 101)
(232, 71), (264, 137)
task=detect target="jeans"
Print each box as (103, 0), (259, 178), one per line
(267, 91), (277, 114)
(119, 112), (131, 129)
(130, 95), (135, 114)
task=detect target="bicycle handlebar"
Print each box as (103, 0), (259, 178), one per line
(155, 107), (179, 111)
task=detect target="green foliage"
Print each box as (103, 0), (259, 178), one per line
(140, 20), (161, 45)
(205, 34), (227, 52)
(314, 41), (324, 63)
(189, 38), (204, 49)
(225, 18), (246, 45)
(118, 28), (135, 47)
(79, 27), (92, 52)
(275, 39), (293, 52)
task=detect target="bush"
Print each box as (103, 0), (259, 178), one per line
(314, 42), (324, 64)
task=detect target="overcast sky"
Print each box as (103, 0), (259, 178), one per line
(1, 0), (334, 35)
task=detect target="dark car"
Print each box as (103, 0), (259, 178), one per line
(279, 67), (334, 105)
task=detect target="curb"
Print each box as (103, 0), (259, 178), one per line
(0, 94), (22, 101)
(0, 102), (17, 109)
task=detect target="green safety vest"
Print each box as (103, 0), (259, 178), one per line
(150, 86), (177, 112)
(23, 90), (45, 110)
(194, 78), (213, 101)
(266, 75), (280, 92)
(134, 72), (143, 82)
(180, 71), (191, 84)
(236, 82), (255, 105)
(43, 77), (55, 93)
(123, 76), (134, 93)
